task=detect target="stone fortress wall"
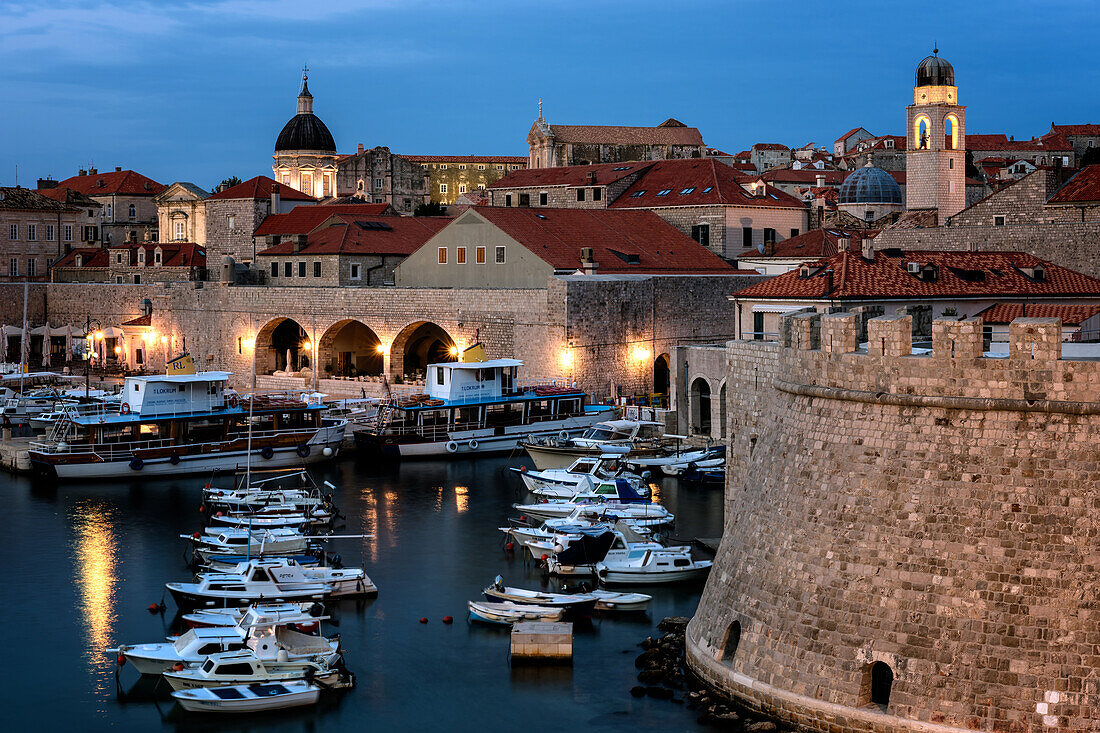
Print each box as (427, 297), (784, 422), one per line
(686, 311), (1100, 732)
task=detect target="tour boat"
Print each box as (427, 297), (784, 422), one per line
(27, 370), (345, 480)
(171, 680), (321, 713)
(166, 558), (377, 609)
(164, 651), (351, 691)
(482, 578), (597, 614)
(466, 601), (565, 626)
(510, 455), (650, 498)
(595, 549), (713, 585)
(354, 358), (615, 458)
(521, 420), (668, 470)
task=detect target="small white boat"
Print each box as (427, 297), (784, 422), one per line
(513, 487), (674, 527)
(467, 601), (564, 626)
(482, 578), (597, 613)
(181, 603), (319, 629)
(167, 559), (376, 609)
(522, 420), (668, 469)
(164, 651), (348, 691)
(109, 627), (249, 675)
(596, 549), (713, 585)
(208, 509), (331, 530)
(171, 680), (320, 713)
(545, 529), (673, 577)
(511, 455), (650, 499)
(590, 589), (652, 612)
(185, 528), (312, 560)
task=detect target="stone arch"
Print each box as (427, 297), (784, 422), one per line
(944, 113), (959, 150)
(255, 317), (309, 375)
(653, 353), (670, 402)
(913, 114), (932, 150)
(719, 381), (728, 439)
(690, 377), (712, 436)
(719, 620), (741, 665)
(859, 661), (893, 710)
(390, 321), (456, 378)
(318, 319), (383, 378)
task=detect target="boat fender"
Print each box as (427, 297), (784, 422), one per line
(191, 532), (201, 539)
(129, 458), (143, 471)
(173, 662), (185, 671)
(445, 441), (459, 454)
(260, 446), (274, 460)
(116, 655), (126, 667)
(169, 454), (181, 465)
(558, 430), (569, 440)
(541, 554), (549, 561)
(468, 439), (479, 450)
(322, 447), (333, 457)
(520, 465), (527, 472)
(120, 402), (131, 415)
(296, 444), (311, 458)
(228, 396), (239, 408)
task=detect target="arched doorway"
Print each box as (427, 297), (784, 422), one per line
(653, 353), (670, 405)
(690, 377), (711, 436)
(391, 321), (456, 378)
(720, 620), (741, 665)
(255, 317), (309, 375)
(861, 661), (893, 710)
(319, 320), (382, 378)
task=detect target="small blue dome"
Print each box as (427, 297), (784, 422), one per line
(839, 165), (902, 205)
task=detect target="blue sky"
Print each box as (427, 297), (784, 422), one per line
(1, 0), (1097, 190)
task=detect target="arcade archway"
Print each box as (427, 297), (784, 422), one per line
(319, 320), (383, 377)
(255, 317), (310, 375)
(391, 321), (456, 378)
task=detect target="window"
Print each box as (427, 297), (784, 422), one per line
(459, 164), (466, 170)
(132, 273), (139, 283)
(763, 227), (776, 243)
(375, 178), (383, 189)
(9, 224), (16, 240)
(476, 246), (486, 264)
(459, 184), (467, 194)
(994, 215), (1005, 226)
(630, 190), (646, 198)
(298, 261), (306, 277)
(323, 175), (332, 196)
(128, 204), (136, 219)
(743, 227), (753, 248)
(679, 187), (696, 195)
(478, 164), (485, 170)
(518, 193), (530, 207)
(753, 312), (764, 340)
(154, 250), (162, 264)
(437, 247), (447, 264)
(270, 262), (279, 277)
(27, 224), (35, 241)
(115, 275), (123, 284)
(690, 224), (710, 248)
(282, 174), (291, 185)
(8, 258), (16, 276)
(865, 210), (875, 221)
(949, 158), (954, 169)
(720, 621), (742, 664)
(350, 263), (361, 280)
(863, 662), (894, 709)
(313, 261), (321, 277)
(227, 215), (235, 230)
(174, 221), (185, 240)
(284, 262), (292, 277)
(702, 186), (713, 194)
(440, 165), (448, 170)
(576, 188), (585, 202)
(496, 165), (503, 170)
(137, 249), (145, 264)
(116, 253), (124, 265)
(457, 247), (466, 264)
(106, 204), (112, 219)
(45, 225), (55, 241)
(64, 225), (73, 242)
(539, 192), (548, 206)
(505, 194), (512, 207)
(301, 173), (313, 193)
(495, 245), (506, 264)
(656, 189), (672, 196)
(436, 367), (445, 385)
(592, 188), (601, 201)
(440, 184), (448, 194)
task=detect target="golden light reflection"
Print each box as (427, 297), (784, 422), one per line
(455, 485), (469, 514)
(71, 501), (119, 690)
(648, 482), (661, 504)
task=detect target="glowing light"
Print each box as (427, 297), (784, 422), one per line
(113, 345), (121, 355)
(455, 485), (469, 514)
(560, 348), (574, 369)
(72, 501), (119, 688)
(302, 339), (314, 352)
(448, 346), (459, 357)
(632, 345), (651, 363)
(94, 331), (103, 340)
(160, 335), (168, 345)
(375, 343), (388, 355)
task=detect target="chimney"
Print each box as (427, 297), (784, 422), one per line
(763, 240), (775, 256)
(861, 237), (874, 260)
(78, 169), (87, 176)
(115, 166), (122, 172)
(89, 167), (97, 175)
(270, 183), (281, 213)
(838, 237), (851, 252)
(579, 247), (598, 275)
(824, 269), (834, 294)
(37, 178), (58, 190)
(586, 171), (597, 185)
(295, 234), (308, 252)
(357, 143), (365, 154)
(815, 174), (826, 188)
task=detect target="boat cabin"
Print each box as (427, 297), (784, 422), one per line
(574, 420), (664, 445)
(122, 372), (229, 416)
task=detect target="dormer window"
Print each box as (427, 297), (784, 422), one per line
(154, 248), (162, 265)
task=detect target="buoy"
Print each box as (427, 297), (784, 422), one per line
(442, 616), (454, 624)
(198, 505), (205, 513)
(116, 655), (126, 667)
(519, 516), (527, 522)
(520, 465), (528, 472)
(204, 483), (211, 489)
(192, 532), (201, 539)
(215, 511), (223, 517)
(419, 617), (428, 624)
(173, 662), (185, 671)
(541, 554), (549, 561)
(322, 447), (333, 457)
(148, 603), (160, 612)
(505, 542), (515, 551)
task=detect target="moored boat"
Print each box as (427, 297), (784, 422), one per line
(510, 455), (650, 499)
(595, 549), (713, 585)
(521, 419), (668, 470)
(164, 651), (351, 691)
(171, 680), (321, 713)
(482, 578), (597, 614)
(467, 600), (565, 626)
(167, 558), (376, 609)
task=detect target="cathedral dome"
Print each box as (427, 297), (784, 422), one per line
(915, 51), (954, 87)
(275, 113), (336, 153)
(839, 164), (902, 205)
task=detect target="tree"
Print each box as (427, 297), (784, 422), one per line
(1080, 147), (1100, 168)
(414, 201), (445, 217)
(964, 151), (982, 180)
(216, 176), (242, 192)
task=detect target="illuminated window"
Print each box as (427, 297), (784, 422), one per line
(437, 247), (447, 264)
(476, 246), (485, 264)
(914, 116), (932, 150)
(457, 247), (466, 264)
(944, 115), (959, 150)
(440, 184), (448, 194)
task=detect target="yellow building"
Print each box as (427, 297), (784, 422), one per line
(404, 156), (527, 205)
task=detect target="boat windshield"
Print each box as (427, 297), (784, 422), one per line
(202, 659), (216, 673)
(582, 427), (620, 440)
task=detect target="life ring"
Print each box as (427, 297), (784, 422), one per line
(468, 439), (479, 450)
(129, 458), (143, 471)
(169, 454), (181, 465)
(121, 403), (131, 415)
(260, 446), (274, 460)
(558, 430), (569, 440)
(296, 445), (311, 458)
(228, 396), (239, 408)
(445, 441), (459, 454)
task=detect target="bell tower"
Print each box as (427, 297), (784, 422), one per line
(906, 48), (965, 217)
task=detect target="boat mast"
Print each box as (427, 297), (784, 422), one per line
(18, 281), (28, 393)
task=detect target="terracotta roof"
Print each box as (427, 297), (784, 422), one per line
(732, 250), (1100, 300)
(761, 169), (847, 186)
(752, 143), (790, 151)
(207, 175), (314, 201)
(541, 123), (704, 146)
(835, 127), (869, 144)
(706, 147), (732, 157)
(1047, 165), (1100, 204)
(734, 151), (752, 159)
(611, 159), (806, 210)
(967, 134), (1073, 152)
(1050, 124), (1100, 137)
(738, 229), (881, 259)
(730, 162), (757, 172)
(0, 186), (82, 212)
(54, 243), (205, 268)
(975, 302), (1100, 325)
(122, 314), (152, 327)
(470, 207), (735, 275)
(257, 214), (447, 257)
(253, 203), (395, 236)
(54, 170), (165, 196)
(35, 186), (101, 209)
(404, 155), (527, 164)
(488, 161), (655, 189)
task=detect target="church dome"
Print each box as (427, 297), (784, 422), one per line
(275, 113), (336, 153)
(839, 164), (902, 205)
(915, 52), (954, 87)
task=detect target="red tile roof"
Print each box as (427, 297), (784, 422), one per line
(967, 133), (1073, 152)
(35, 186), (100, 209)
(54, 170), (165, 197)
(730, 162), (757, 172)
(611, 159), (806, 210)
(975, 302), (1100, 325)
(122, 314), (153, 327)
(1050, 124), (1100, 137)
(834, 127), (869, 144)
(207, 175), (314, 201)
(253, 203), (395, 236)
(488, 161), (655, 189)
(761, 169), (847, 185)
(257, 214), (448, 256)
(738, 229), (881, 259)
(542, 122), (703, 146)
(54, 243), (205, 268)
(752, 143), (790, 151)
(470, 207), (736, 275)
(732, 250), (1100, 300)
(1046, 165), (1100, 204)
(403, 155), (527, 164)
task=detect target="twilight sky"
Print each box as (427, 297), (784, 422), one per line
(1, 0), (1096, 191)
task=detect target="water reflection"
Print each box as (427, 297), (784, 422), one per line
(455, 485), (469, 513)
(70, 500), (119, 692)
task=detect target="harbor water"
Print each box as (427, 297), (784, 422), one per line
(4, 453), (724, 731)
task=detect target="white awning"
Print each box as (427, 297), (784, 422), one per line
(750, 304), (810, 313)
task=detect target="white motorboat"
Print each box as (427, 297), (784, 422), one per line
(185, 527), (312, 558)
(510, 455), (650, 499)
(164, 651), (350, 691)
(171, 680), (320, 713)
(208, 508), (332, 530)
(182, 603), (319, 630)
(167, 558), (376, 609)
(596, 548), (713, 585)
(467, 601), (565, 626)
(109, 627), (250, 675)
(545, 528), (673, 578)
(521, 420), (668, 470)
(513, 485), (674, 527)
(590, 590), (652, 612)
(482, 578), (597, 614)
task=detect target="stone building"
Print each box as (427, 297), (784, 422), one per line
(967, 132), (1074, 168)
(271, 69), (338, 200)
(204, 175), (315, 265)
(1047, 123), (1100, 159)
(334, 144), (428, 212)
(52, 242), (205, 283)
(833, 126), (874, 157)
(906, 50), (966, 217)
(735, 228), (882, 276)
(526, 112), (705, 168)
(838, 134), (907, 171)
(748, 143), (792, 173)
(403, 155), (527, 205)
(154, 182), (209, 246)
(48, 167), (165, 244)
(687, 310), (1100, 732)
(0, 186), (86, 280)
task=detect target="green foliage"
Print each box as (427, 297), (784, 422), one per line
(414, 201), (445, 217)
(218, 176), (243, 191)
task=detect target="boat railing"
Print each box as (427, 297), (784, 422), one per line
(29, 425), (326, 458)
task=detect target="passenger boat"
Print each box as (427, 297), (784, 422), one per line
(467, 601), (564, 626)
(164, 651), (350, 691)
(27, 369), (345, 480)
(166, 558), (377, 609)
(354, 358), (615, 458)
(171, 680), (321, 713)
(595, 548), (713, 585)
(521, 420), (668, 470)
(482, 578), (597, 614)
(511, 455), (650, 498)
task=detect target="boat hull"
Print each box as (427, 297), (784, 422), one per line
(595, 564), (712, 585)
(164, 668), (342, 691)
(172, 684), (320, 713)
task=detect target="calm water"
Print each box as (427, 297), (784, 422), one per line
(4, 453), (724, 731)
